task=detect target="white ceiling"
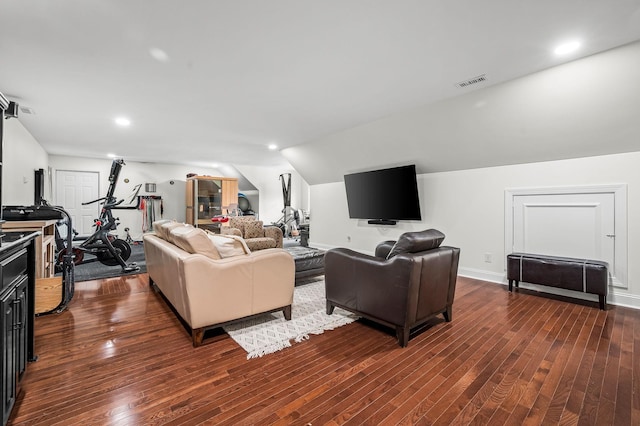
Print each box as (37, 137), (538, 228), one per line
(2, 1), (640, 180)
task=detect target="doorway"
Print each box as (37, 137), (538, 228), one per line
(55, 170), (100, 237)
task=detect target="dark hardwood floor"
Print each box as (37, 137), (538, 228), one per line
(9, 274), (640, 425)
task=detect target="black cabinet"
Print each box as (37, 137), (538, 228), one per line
(1, 285), (16, 426)
(0, 236), (37, 426)
(1, 275), (27, 426)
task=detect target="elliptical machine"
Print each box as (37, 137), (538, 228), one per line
(57, 159), (139, 273)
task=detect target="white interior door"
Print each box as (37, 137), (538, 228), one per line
(55, 170), (100, 237)
(512, 193), (615, 265)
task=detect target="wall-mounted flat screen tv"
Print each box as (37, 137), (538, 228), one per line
(344, 164), (421, 225)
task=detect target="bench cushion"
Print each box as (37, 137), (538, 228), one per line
(507, 253), (608, 307)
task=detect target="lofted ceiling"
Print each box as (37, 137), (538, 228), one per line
(1, 1), (640, 183)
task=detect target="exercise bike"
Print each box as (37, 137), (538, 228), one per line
(56, 159), (139, 273)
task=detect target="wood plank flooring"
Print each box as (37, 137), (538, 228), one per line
(8, 274), (640, 425)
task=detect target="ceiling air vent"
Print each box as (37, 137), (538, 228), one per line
(455, 74), (487, 88)
(20, 106), (35, 115)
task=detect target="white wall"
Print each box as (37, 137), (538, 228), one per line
(283, 40), (640, 186)
(3, 119), (49, 205)
(235, 164), (309, 224)
(1, 117), (299, 241)
(310, 151), (640, 308)
(48, 155), (229, 240)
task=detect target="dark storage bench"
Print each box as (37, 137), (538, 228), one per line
(507, 253), (609, 310)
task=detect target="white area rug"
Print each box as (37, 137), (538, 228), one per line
(223, 278), (358, 359)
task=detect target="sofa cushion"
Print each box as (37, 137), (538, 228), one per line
(209, 234), (251, 258)
(246, 237), (277, 251)
(152, 219), (173, 238)
(386, 229), (445, 259)
(170, 226), (221, 260)
(244, 220), (264, 239)
(156, 221), (184, 241)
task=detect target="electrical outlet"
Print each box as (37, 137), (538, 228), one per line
(484, 253), (492, 263)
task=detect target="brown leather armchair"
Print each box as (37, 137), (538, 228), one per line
(325, 229), (460, 347)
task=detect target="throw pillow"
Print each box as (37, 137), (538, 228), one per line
(152, 219), (173, 238)
(209, 234), (251, 258)
(244, 220), (264, 239)
(155, 220), (181, 240)
(170, 227), (221, 260)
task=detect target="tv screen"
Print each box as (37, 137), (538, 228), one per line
(344, 165), (421, 224)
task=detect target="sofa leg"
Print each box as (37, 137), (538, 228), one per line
(443, 306), (452, 322)
(283, 305), (292, 320)
(326, 301), (335, 315)
(396, 326), (409, 348)
(192, 328), (205, 347)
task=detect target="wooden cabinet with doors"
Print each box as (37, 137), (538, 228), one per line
(186, 176), (238, 232)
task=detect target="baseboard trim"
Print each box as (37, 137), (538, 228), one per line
(458, 267), (505, 284)
(608, 291), (640, 310)
(459, 267), (640, 310)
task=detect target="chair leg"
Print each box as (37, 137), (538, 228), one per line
(283, 305), (292, 320)
(443, 306), (452, 322)
(326, 301), (335, 315)
(396, 326), (410, 347)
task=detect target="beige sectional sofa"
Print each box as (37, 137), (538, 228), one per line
(143, 220), (295, 346)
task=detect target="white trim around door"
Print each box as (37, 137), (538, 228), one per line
(505, 184), (627, 289)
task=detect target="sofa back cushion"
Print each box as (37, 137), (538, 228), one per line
(169, 226), (221, 260)
(387, 229), (445, 259)
(156, 221), (185, 241)
(152, 219), (173, 238)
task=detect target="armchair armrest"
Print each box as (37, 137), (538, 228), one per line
(375, 240), (396, 259)
(263, 225), (283, 248)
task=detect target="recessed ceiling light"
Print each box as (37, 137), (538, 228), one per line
(149, 47), (170, 63)
(115, 117), (131, 127)
(554, 41), (581, 55)
(268, 144), (278, 150)
(107, 153), (117, 158)
(211, 163), (219, 168)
